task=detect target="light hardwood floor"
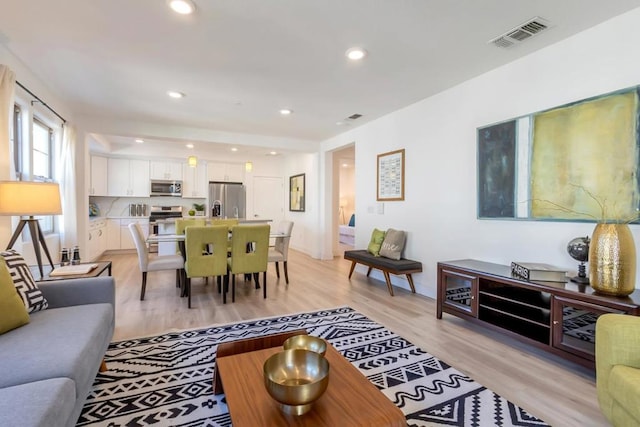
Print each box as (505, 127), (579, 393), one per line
(104, 248), (608, 427)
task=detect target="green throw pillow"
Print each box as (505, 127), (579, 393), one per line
(0, 257), (30, 334)
(367, 228), (386, 256)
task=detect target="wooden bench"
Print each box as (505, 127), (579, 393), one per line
(344, 249), (422, 296)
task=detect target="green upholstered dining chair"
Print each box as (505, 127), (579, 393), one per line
(596, 313), (640, 426)
(210, 218), (239, 227)
(227, 224), (270, 303)
(128, 222), (184, 301)
(176, 218), (206, 235)
(184, 225), (229, 308)
(268, 220), (294, 284)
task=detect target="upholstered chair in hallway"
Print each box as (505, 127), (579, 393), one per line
(268, 220), (294, 284)
(129, 222), (184, 301)
(227, 224), (270, 303)
(184, 225), (229, 308)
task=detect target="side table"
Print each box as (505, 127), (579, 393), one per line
(30, 261), (112, 282)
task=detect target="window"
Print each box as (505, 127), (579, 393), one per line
(12, 104), (58, 235)
(31, 118), (55, 233)
(32, 118), (53, 181)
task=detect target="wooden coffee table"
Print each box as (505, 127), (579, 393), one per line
(216, 343), (406, 426)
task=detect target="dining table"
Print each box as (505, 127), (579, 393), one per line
(146, 231), (290, 298)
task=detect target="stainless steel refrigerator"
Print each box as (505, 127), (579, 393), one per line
(209, 182), (246, 219)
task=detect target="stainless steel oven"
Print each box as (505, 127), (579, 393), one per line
(148, 205), (183, 253)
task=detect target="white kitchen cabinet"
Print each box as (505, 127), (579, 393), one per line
(208, 162), (244, 183)
(89, 156), (108, 196)
(106, 219), (121, 250)
(150, 161), (183, 181)
(107, 158), (150, 197)
(182, 161), (208, 198)
(106, 218), (148, 250)
(120, 218), (149, 250)
(88, 219), (107, 260)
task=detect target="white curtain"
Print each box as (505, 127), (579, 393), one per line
(57, 123), (78, 248)
(0, 65), (16, 246)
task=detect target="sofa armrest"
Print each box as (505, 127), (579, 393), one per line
(595, 313), (640, 417)
(37, 276), (115, 309)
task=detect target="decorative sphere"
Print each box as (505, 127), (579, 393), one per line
(567, 236), (590, 262)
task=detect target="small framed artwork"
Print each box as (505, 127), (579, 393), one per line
(377, 149), (405, 201)
(289, 173), (305, 212)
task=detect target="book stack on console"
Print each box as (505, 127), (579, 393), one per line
(511, 261), (568, 282)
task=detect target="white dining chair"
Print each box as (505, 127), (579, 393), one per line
(129, 222), (184, 300)
(268, 221), (294, 284)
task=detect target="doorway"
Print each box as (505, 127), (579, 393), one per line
(333, 146), (355, 252)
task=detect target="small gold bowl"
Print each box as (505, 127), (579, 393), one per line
(263, 349), (330, 415)
(283, 335), (327, 356)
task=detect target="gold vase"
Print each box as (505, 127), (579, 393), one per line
(589, 223), (636, 296)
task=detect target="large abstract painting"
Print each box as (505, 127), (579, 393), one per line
(477, 85), (640, 222)
(530, 89), (640, 220)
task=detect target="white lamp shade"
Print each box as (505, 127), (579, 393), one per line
(0, 181), (62, 215)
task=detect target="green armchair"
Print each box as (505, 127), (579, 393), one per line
(596, 313), (640, 426)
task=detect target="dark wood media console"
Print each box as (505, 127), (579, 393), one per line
(436, 259), (640, 369)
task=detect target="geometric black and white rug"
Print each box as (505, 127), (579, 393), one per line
(78, 306), (549, 426)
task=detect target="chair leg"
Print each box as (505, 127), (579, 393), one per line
(253, 272), (260, 289)
(217, 276), (222, 293)
(187, 278), (192, 308)
(275, 262), (280, 278)
(263, 271), (267, 299)
(223, 273), (229, 304)
(283, 261), (289, 284)
(140, 272), (147, 300)
(232, 274), (236, 303)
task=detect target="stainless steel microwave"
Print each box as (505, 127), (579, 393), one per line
(150, 180), (182, 197)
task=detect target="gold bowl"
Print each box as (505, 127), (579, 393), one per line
(283, 335), (327, 356)
(263, 349), (330, 415)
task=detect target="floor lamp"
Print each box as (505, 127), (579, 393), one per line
(0, 181), (62, 277)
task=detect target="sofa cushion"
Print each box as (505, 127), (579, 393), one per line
(0, 378), (75, 427)
(367, 228), (386, 256)
(608, 364), (640, 423)
(0, 250), (48, 313)
(0, 257), (30, 334)
(379, 228), (406, 260)
(0, 303), (113, 394)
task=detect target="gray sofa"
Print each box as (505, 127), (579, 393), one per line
(0, 276), (115, 427)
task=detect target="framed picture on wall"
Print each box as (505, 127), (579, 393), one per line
(289, 173), (305, 212)
(377, 149), (405, 201)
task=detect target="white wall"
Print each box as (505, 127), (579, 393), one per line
(320, 7), (640, 298)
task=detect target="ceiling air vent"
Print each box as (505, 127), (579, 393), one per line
(489, 17), (551, 49)
(347, 113), (362, 120)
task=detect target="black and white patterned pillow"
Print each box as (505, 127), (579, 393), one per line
(0, 250), (48, 313)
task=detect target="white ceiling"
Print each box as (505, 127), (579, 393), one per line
(2, 0), (640, 155)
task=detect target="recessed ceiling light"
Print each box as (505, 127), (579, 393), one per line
(167, 0), (195, 15)
(279, 109), (293, 115)
(186, 143), (194, 149)
(231, 147), (238, 152)
(270, 151), (277, 156)
(135, 139), (144, 144)
(167, 91), (185, 99)
(342, 163), (349, 167)
(345, 47), (367, 60)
